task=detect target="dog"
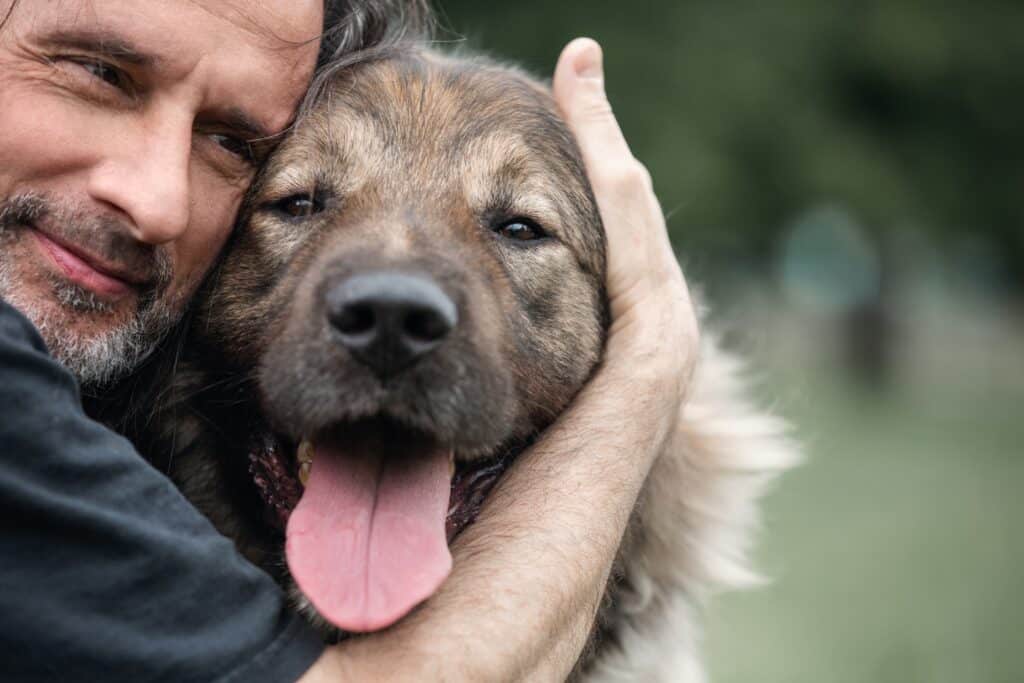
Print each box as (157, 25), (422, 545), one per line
(123, 44), (797, 681)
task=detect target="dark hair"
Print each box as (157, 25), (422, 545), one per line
(319, 0), (432, 69)
(297, 0), (432, 122)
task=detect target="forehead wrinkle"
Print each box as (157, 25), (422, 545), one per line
(184, 0), (322, 48)
(34, 27), (160, 67)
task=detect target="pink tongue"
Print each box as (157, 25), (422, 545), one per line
(285, 437), (453, 632)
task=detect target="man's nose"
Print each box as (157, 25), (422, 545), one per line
(86, 112), (192, 245)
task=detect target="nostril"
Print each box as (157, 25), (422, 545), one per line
(404, 307), (450, 343)
(325, 270), (458, 378)
(334, 303), (376, 336)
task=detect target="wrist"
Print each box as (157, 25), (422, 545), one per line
(603, 284), (699, 402)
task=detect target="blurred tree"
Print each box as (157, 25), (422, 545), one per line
(436, 0), (1024, 289)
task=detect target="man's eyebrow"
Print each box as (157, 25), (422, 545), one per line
(214, 107), (276, 142)
(39, 29), (277, 141)
(37, 28), (159, 67)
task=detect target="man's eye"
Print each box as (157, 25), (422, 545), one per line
(70, 58), (129, 90)
(209, 133), (255, 163)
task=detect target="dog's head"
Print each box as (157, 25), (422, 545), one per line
(198, 48), (607, 632)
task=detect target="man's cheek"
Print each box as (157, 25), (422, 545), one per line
(0, 96), (98, 188)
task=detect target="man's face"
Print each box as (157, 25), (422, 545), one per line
(0, 0), (321, 385)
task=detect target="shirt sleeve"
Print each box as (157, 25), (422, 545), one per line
(0, 299), (324, 683)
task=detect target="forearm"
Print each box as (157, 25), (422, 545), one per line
(0, 299), (324, 683)
(450, 360), (681, 677)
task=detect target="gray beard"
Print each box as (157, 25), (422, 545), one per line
(0, 231), (179, 389)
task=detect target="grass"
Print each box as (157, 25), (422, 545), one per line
(703, 328), (1024, 682)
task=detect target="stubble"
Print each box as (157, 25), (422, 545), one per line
(0, 192), (184, 387)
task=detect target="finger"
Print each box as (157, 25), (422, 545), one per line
(553, 39), (658, 256)
(553, 38), (686, 305)
(552, 38), (636, 180)
(552, 41), (698, 380)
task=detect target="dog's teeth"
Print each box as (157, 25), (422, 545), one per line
(297, 439), (314, 465)
(448, 450), (455, 478)
(297, 440), (314, 487)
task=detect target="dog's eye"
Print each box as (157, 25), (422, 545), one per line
(269, 194), (323, 219)
(495, 219), (545, 242)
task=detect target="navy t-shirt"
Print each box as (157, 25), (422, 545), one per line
(0, 299), (324, 682)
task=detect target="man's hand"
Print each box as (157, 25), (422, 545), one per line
(554, 37), (699, 437)
(301, 38), (699, 682)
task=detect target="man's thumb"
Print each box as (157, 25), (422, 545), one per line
(553, 38), (635, 183)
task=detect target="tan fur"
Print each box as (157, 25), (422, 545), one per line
(130, 47), (798, 682)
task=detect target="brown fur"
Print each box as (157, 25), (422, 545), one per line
(125, 47), (797, 681)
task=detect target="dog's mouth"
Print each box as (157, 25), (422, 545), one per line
(247, 417), (514, 632)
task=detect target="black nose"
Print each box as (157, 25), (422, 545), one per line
(325, 271), (457, 379)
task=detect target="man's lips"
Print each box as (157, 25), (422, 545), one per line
(30, 228), (140, 298)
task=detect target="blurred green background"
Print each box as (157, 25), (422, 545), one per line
(438, 2), (1024, 681)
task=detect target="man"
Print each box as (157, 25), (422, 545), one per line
(0, 1), (698, 680)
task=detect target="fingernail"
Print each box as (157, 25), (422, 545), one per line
(575, 41), (603, 80)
